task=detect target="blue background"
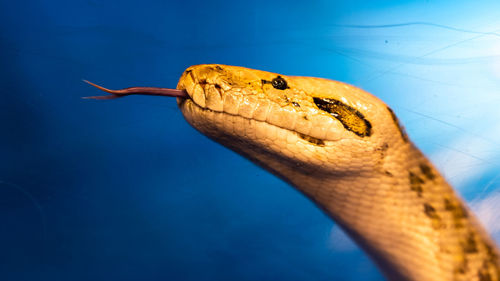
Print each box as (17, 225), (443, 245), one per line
(2, 1), (500, 280)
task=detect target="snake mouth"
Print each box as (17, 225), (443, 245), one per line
(178, 84), (334, 147)
(176, 71), (343, 143)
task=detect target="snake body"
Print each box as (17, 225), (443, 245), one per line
(86, 64), (500, 281)
(175, 64), (500, 281)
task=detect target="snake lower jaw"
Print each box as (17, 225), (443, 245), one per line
(177, 85), (346, 143)
(178, 96), (340, 147)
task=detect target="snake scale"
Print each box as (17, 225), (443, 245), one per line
(86, 64), (500, 281)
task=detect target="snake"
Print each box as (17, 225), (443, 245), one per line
(85, 64), (500, 281)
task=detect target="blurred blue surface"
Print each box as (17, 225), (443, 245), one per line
(2, 1), (500, 280)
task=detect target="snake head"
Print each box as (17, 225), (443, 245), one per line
(176, 64), (410, 178)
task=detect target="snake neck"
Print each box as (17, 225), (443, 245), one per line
(256, 143), (500, 281)
(174, 64), (500, 280)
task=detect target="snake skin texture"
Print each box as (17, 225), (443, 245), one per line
(176, 64), (500, 281)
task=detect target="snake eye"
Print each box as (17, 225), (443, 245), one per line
(271, 76), (288, 90)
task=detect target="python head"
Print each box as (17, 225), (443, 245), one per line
(176, 64), (411, 180)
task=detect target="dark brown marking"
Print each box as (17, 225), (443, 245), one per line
(215, 65), (223, 71)
(409, 172), (425, 197)
(384, 170), (394, 177)
(485, 243), (499, 262)
(423, 203), (442, 229)
(424, 203), (438, 218)
(303, 115), (309, 120)
(377, 143), (389, 152)
(462, 232), (479, 253)
(419, 163), (436, 180)
(297, 133), (325, 146)
(444, 198), (454, 211)
(444, 198), (468, 228)
(455, 256), (468, 274)
(482, 244), (500, 280)
(477, 257), (499, 281)
(292, 102), (300, 107)
(313, 97), (372, 137)
(478, 270), (492, 281)
(387, 107), (409, 142)
(377, 143), (389, 159)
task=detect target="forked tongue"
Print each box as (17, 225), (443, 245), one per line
(83, 80), (188, 100)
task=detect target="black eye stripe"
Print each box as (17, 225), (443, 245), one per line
(271, 76), (288, 90)
(313, 97), (372, 137)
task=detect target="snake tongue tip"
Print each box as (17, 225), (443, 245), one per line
(82, 79), (116, 93)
